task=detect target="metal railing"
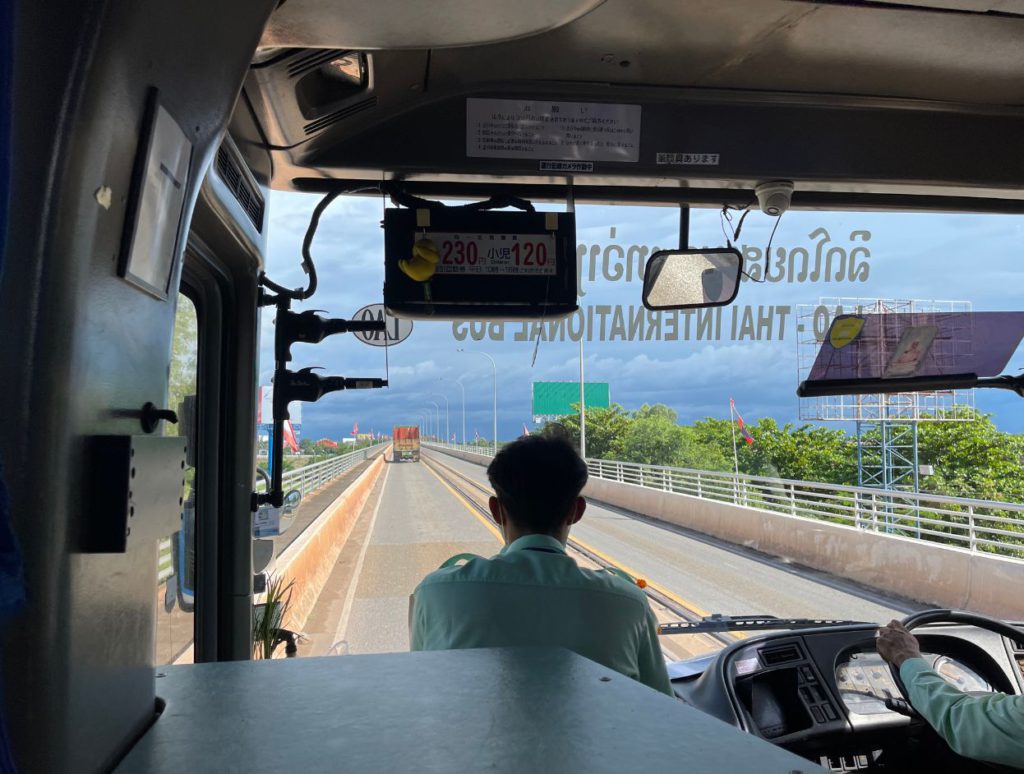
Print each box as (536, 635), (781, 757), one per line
(256, 443), (388, 500)
(428, 441), (497, 457)
(425, 442), (1024, 559)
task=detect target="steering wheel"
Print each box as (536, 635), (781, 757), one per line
(886, 609), (1024, 711)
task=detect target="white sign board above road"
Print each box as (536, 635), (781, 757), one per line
(352, 303), (413, 347)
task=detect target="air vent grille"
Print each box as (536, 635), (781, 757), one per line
(303, 96), (378, 136)
(760, 645), (801, 666)
(215, 146), (264, 232)
(287, 49), (349, 78)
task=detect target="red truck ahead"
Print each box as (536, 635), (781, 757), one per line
(392, 426), (420, 462)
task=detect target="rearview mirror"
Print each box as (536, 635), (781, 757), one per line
(641, 248), (743, 311)
(283, 489), (302, 513)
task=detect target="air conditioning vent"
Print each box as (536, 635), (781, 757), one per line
(287, 49), (349, 78)
(214, 145), (264, 232)
(760, 645), (801, 666)
(303, 96), (378, 136)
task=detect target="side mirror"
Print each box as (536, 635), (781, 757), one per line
(641, 248), (743, 311)
(283, 489), (302, 513)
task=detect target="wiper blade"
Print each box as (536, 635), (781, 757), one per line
(658, 614), (871, 635)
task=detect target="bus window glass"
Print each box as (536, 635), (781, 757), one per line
(259, 194), (1023, 663)
(156, 293), (198, 665)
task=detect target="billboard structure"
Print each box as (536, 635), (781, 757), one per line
(532, 381), (610, 423)
(797, 298), (974, 496)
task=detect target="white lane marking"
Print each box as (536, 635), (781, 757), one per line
(328, 463), (392, 654)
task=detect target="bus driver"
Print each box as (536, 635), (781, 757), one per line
(410, 436), (673, 696)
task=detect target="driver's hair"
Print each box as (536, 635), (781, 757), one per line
(486, 435), (588, 535)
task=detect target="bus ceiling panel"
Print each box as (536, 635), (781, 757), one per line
(253, 1), (1024, 107)
(268, 89), (1024, 194)
(419, 1), (1024, 105)
(258, 0), (605, 49)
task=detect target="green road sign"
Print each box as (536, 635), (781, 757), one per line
(532, 381), (610, 417)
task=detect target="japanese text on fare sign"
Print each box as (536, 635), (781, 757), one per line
(429, 233), (557, 276)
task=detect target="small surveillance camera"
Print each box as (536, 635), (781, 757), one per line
(755, 181), (794, 217)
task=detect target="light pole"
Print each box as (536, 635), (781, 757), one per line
(458, 348), (497, 455)
(578, 336), (586, 459)
(431, 393), (450, 444)
(440, 377), (467, 445)
(428, 401), (440, 442)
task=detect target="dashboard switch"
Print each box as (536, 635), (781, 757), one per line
(811, 706), (825, 723)
(822, 703), (837, 721)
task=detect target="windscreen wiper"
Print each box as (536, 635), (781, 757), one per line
(658, 614), (871, 635)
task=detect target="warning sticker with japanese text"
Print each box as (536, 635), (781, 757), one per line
(467, 98), (641, 163)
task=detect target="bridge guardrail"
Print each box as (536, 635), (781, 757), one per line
(256, 443), (388, 500)
(425, 442), (1024, 559)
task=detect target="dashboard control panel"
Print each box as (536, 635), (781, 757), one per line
(836, 650), (992, 716)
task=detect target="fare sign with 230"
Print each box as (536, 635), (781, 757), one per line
(429, 232), (557, 276)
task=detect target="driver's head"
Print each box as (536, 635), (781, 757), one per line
(486, 435), (588, 540)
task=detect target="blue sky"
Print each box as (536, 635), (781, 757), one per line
(261, 192), (1024, 441)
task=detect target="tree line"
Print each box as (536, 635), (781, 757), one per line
(538, 404), (1024, 504)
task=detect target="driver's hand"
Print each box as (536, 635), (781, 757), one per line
(877, 620), (923, 668)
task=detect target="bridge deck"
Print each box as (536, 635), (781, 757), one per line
(300, 449), (915, 661)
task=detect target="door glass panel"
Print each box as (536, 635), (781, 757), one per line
(156, 292), (198, 665)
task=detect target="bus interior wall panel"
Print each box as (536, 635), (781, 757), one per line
(2, 1), (275, 771)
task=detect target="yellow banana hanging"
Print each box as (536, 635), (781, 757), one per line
(399, 238), (440, 282)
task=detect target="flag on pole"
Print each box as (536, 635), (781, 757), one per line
(730, 399), (754, 445)
(282, 419), (300, 453)
(351, 421), (358, 436)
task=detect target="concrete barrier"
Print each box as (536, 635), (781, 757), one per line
(427, 445), (1024, 621)
(273, 453), (386, 632)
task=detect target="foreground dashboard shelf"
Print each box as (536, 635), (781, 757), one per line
(118, 647), (823, 773)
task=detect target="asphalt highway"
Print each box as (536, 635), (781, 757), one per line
(330, 450), (915, 658)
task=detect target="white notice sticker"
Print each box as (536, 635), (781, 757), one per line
(429, 232), (557, 276)
(467, 99), (641, 162)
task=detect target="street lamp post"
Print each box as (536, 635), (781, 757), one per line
(457, 348), (497, 455)
(427, 401), (440, 442)
(440, 377), (467, 445)
(431, 393), (450, 444)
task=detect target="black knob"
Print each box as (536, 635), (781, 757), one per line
(140, 402), (179, 433)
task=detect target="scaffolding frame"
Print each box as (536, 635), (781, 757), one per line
(797, 298), (973, 504)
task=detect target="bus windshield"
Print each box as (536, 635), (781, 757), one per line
(253, 196), (1024, 661)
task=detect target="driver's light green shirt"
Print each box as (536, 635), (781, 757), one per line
(410, 534), (673, 696)
(900, 657), (1024, 768)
